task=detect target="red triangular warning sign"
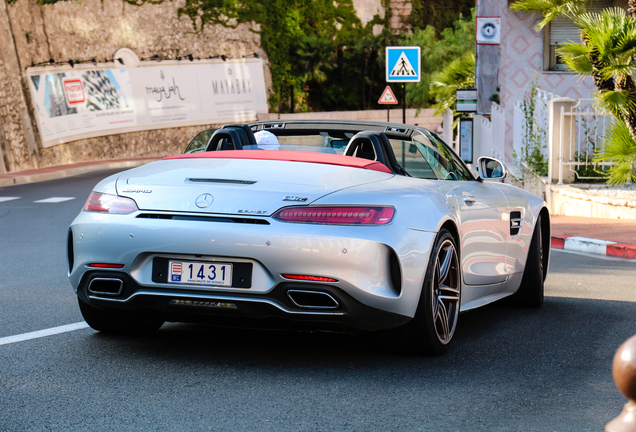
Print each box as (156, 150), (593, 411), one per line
(378, 86), (398, 104)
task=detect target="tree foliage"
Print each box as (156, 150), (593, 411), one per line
(399, 11), (475, 110)
(408, 0), (474, 34)
(173, 0), (395, 112)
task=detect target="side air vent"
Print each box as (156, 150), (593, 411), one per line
(510, 211), (522, 236)
(67, 229), (74, 274)
(389, 248), (402, 294)
(186, 178), (257, 185)
(137, 214), (270, 225)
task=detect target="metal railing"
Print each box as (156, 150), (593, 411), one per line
(558, 100), (614, 184)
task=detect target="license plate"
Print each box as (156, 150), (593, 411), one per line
(168, 260), (232, 287)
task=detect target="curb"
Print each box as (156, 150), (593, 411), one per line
(551, 235), (636, 260)
(0, 158), (159, 188)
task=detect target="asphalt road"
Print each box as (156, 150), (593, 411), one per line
(1, 170), (635, 431)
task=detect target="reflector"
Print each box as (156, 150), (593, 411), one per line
(281, 274), (338, 282)
(87, 263), (125, 269)
(273, 206), (395, 225)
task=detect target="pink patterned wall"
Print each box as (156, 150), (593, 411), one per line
(499, 2), (597, 160)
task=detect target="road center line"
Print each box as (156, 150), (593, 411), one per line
(0, 322), (90, 346)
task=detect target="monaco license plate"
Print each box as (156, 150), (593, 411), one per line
(168, 260), (232, 287)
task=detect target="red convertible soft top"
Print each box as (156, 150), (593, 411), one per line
(163, 150), (393, 174)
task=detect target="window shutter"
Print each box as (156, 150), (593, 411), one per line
(549, 1), (614, 45)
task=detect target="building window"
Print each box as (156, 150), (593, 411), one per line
(543, 1), (613, 72)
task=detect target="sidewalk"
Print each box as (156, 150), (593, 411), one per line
(550, 215), (636, 259)
(0, 157), (159, 187)
(1, 158), (634, 259)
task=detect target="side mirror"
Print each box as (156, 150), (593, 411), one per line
(477, 157), (508, 181)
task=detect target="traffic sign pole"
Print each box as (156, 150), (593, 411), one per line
(402, 84), (406, 124)
(377, 85), (398, 122)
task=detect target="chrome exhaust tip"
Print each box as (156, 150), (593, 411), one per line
(287, 290), (339, 310)
(88, 278), (124, 296)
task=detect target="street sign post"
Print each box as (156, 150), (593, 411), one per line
(386, 46), (421, 124)
(378, 86), (398, 122)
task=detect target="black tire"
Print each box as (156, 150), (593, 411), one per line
(383, 229), (461, 355)
(509, 215), (544, 308)
(78, 297), (163, 335)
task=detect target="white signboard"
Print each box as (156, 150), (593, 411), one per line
(456, 88), (478, 112)
(27, 59), (268, 148)
(476, 17), (501, 45)
(459, 118), (474, 163)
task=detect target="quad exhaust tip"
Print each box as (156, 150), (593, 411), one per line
(88, 278), (124, 296)
(287, 290), (339, 310)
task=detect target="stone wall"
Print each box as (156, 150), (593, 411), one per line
(0, 0), (404, 173)
(0, 0), (267, 172)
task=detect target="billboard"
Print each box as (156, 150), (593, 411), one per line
(27, 59), (268, 148)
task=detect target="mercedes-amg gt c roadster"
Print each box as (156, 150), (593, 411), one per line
(68, 120), (550, 354)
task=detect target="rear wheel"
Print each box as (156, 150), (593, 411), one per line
(384, 229), (461, 355)
(509, 215), (544, 308)
(78, 298), (163, 335)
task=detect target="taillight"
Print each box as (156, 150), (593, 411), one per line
(273, 206), (395, 225)
(83, 192), (138, 214)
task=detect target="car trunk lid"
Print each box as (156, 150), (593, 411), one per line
(117, 158), (393, 215)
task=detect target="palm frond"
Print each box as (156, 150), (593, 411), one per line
(594, 119), (636, 184)
(510, 0), (586, 30)
(429, 52), (475, 115)
(557, 42), (592, 74)
(596, 90), (636, 118)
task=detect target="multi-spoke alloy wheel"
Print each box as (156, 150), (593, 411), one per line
(384, 228), (461, 355)
(431, 238), (460, 345)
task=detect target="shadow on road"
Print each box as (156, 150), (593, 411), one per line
(82, 295), (633, 371)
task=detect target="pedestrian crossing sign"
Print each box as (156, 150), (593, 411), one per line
(386, 46), (421, 83)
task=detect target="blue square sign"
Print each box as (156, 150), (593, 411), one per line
(386, 46), (421, 83)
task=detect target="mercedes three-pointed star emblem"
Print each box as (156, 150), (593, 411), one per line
(195, 193), (214, 208)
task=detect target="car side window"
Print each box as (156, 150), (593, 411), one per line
(412, 132), (472, 181)
(388, 139), (438, 179)
(184, 129), (215, 153)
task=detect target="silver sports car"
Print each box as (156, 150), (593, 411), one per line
(68, 120), (549, 354)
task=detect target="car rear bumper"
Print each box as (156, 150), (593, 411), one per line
(68, 211), (437, 322)
(77, 270), (412, 331)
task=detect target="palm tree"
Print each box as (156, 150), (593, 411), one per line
(510, 1), (636, 183)
(429, 52), (475, 116)
(558, 8), (636, 137)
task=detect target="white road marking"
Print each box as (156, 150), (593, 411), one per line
(0, 322), (90, 346)
(0, 197), (20, 203)
(34, 197), (76, 203)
